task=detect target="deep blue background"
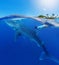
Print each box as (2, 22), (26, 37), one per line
(0, 18), (59, 65)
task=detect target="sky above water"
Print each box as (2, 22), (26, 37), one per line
(0, 0), (59, 17)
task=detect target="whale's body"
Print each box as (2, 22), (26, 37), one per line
(0, 15), (59, 64)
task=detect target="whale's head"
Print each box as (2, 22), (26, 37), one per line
(0, 15), (27, 30)
(5, 18), (25, 30)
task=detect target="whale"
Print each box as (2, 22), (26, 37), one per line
(0, 15), (59, 64)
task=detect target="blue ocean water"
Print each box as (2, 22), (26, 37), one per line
(0, 18), (59, 65)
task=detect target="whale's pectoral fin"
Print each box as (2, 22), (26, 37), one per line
(35, 24), (48, 30)
(39, 52), (59, 64)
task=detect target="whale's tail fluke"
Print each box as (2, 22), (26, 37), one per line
(39, 52), (59, 64)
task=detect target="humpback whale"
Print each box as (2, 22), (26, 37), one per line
(0, 15), (59, 64)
